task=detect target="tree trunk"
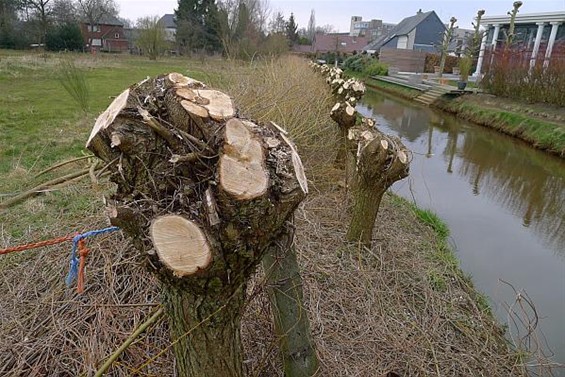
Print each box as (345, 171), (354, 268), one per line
(86, 73), (308, 376)
(162, 280), (246, 377)
(331, 101), (357, 168)
(262, 220), (318, 377)
(346, 121), (410, 248)
(347, 186), (386, 247)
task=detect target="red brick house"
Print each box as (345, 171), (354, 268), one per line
(81, 16), (129, 53)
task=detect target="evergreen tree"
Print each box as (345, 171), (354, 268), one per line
(175, 0), (221, 53)
(45, 22), (83, 51)
(268, 11), (285, 34)
(0, 0), (22, 48)
(234, 1), (249, 40)
(285, 12), (298, 45)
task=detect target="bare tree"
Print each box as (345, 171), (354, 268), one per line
(307, 9), (315, 42)
(51, 0), (78, 25)
(77, 0), (118, 27)
(135, 15), (166, 60)
(438, 17), (457, 78)
(216, 0), (270, 58)
(315, 24), (336, 34)
(25, 0), (52, 43)
(217, 0), (270, 34)
(268, 10), (285, 34)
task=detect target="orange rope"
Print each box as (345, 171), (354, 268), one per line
(0, 235), (73, 255)
(77, 239), (89, 294)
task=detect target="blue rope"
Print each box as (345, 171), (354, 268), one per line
(65, 226), (120, 287)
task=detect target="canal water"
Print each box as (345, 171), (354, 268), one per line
(358, 90), (565, 373)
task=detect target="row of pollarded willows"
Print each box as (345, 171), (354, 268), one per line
(310, 62), (410, 248)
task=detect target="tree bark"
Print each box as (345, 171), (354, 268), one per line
(87, 73), (308, 376)
(262, 221), (318, 377)
(162, 280), (246, 377)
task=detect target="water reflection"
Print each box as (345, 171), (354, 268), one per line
(359, 90), (565, 371)
(359, 91), (565, 257)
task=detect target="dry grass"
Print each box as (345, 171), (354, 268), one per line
(0, 55), (532, 376)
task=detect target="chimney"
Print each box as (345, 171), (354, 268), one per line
(418, 9), (422, 14)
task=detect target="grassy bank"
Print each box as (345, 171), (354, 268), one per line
(435, 94), (565, 157)
(0, 52), (526, 375)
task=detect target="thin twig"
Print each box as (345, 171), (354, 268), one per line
(94, 307), (164, 377)
(34, 155), (94, 178)
(0, 168), (95, 210)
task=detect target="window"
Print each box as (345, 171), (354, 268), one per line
(397, 35), (408, 49)
(115, 33), (120, 39)
(91, 38), (102, 46)
(87, 25), (100, 32)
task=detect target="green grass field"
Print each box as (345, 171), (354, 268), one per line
(0, 52), (225, 236)
(0, 53), (211, 178)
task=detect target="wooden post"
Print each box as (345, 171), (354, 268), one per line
(87, 73), (308, 377)
(262, 220), (319, 376)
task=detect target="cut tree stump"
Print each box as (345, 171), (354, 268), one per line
(87, 73), (308, 377)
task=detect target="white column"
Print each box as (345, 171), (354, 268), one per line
(530, 22), (546, 68)
(474, 29), (489, 76)
(491, 24), (501, 50)
(544, 22), (561, 68)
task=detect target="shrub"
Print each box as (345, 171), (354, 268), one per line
(342, 55), (362, 71)
(46, 23), (84, 52)
(481, 49), (565, 107)
(57, 59), (90, 114)
(363, 61), (388, 76)
(343, 55), (369, 72)
(458, 56), (472, 81)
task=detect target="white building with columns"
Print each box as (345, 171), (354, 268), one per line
(474, 11), (565, 76)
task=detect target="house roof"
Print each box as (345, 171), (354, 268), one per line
(482, 11), (565, 25)
(97, 16), (124, 26)
(364, 10), (441, 51)
(292, 44), (314, 54)
(313, 33), (370, 54)
(159, 14), (176, 29)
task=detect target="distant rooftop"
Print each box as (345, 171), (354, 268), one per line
(159, 14), (176, 29)
(482, 11), (565, 25)
(95, 16), (124, 26)
(365, 10), (442, 51)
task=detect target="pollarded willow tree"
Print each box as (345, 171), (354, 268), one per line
(311, 63), (411, 248)
(135, 15), (167, 60)
(345, 118), (410, 246)
(86, 73), (308, 377)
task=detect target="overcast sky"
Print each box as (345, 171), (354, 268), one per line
(117, 0), (565, 30)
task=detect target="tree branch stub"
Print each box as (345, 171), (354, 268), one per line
(150, 215), (212, 277)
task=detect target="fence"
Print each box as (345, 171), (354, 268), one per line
(379, 48), (427, 73)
